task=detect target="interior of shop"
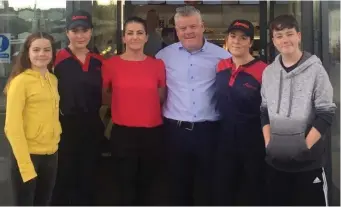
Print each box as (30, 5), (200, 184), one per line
(120, 1), (298, 58)
(125, 2), (261, 56)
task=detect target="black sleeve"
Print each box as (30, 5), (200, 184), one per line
(312, 111), (334, 135)
(311, 65), (336, 135)
(260, 106), (270, 128)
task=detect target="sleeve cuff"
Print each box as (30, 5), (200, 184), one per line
(312, 117), (332, 135)
(20, 163), (37, 183)
(312, 110), (334, 135)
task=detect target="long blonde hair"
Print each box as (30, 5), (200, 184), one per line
(3, 32), (56, 95)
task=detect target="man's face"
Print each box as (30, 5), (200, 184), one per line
(272, 27), (301, 56)
(175, 14), (204, 52)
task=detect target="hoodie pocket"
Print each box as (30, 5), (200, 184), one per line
(26, 124), (43, 139)
(266, 132), (308, 161)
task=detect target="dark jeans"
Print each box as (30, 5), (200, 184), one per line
(51, 113), (104, 205)
(164, 118), (219, 206)
(12, 152), (58, 206)
(110, 124), (164, 206)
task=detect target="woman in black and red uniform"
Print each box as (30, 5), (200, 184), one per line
(212, 20), (268, 206)
(51, 10), (105, 205)
(102, 16), (166, 206)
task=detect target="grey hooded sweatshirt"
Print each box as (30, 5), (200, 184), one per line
(260, 52), (336, 172)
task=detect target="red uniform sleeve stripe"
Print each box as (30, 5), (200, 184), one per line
(217, 58), (232, 72)
(90, 53), (105, 63)
(54, 49), (71, 67)
(243, 61), (267, 84)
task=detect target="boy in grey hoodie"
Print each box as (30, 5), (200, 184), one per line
(261, 15), (336, 206)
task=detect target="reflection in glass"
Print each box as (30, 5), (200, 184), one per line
(0, 0), (67, 113)
(92, 0), (118, 58)
(328, 1), (340, 191)
(0, 0), (67, 81)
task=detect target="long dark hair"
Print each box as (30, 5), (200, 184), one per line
(3, 32), (56, 95)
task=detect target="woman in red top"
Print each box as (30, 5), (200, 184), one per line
(102, 16), (166, 205)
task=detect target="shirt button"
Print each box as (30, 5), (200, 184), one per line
(192, 89), (194, 91)
(193, 102), (195, 105)
(191, 76), (194, 79)
(190, 64), (193, 66)
(194, 115), (197, 118)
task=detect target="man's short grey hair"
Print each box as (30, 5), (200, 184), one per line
(174, 6), (202, 23)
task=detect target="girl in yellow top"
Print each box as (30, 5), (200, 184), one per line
(4, 32), (61, 206)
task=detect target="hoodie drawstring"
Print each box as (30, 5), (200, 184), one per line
(276, 70), (283, 114)
(287, 78), (294, 117)
(276, 70), (294, 117)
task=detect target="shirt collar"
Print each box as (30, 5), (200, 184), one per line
(177, 38), (208, 53)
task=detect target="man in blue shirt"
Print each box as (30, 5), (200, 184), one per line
(155, 5), (231, 205)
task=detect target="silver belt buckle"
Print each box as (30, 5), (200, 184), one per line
(185, 122), (194, 131)
(177, 120), (182, 127)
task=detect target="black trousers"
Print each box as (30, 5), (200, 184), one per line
(110, 124), (164, 206)
(12, 152), (58, 206)
(265, 164), (329, 206)
(164, 118), (219, 206)
(51, 113), (104, 205)
(213, 124), (266, 206)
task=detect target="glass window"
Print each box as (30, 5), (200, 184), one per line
(92, 0), (118, 58)
(0, 0), (67, 109)
(273, 1), (301, 24)
(328, 0), (340, 192)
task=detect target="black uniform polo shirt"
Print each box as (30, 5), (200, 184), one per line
(54, 47), (103, 115)
(216, 58), (267, 124)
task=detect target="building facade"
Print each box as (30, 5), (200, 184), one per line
(0, 0), (339, 205)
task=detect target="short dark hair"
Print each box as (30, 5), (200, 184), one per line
(123, 16), (147, 35)
(269, 14), (300, 37)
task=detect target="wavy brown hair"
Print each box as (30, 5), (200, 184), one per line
(3, 32), (56, 95)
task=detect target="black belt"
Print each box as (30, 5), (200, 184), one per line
(164, 118), (216, 131)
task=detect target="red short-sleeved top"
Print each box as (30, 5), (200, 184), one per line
(102, 56), (166, 127)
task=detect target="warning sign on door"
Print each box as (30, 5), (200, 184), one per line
(0, 33), (11, 63)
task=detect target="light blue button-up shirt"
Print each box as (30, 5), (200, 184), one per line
(155, 40), (231, 122)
